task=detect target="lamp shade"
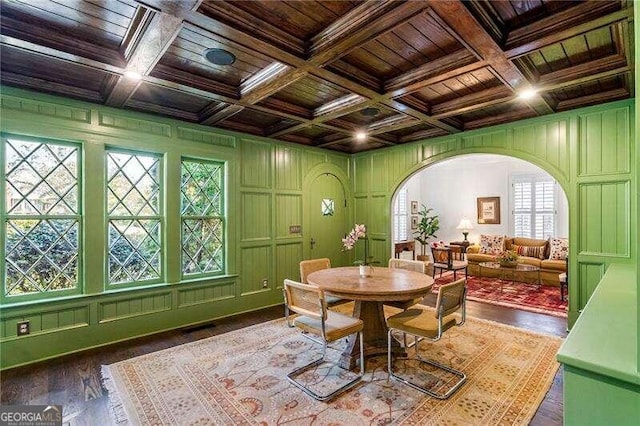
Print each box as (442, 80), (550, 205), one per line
(456, 218), (473, 231)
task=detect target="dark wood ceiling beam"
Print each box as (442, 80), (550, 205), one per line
(151, 64), (237, 99)
(1, 71), (104, 103)
(384, 49), (480, 94)
(120, 6), (154, 61)
(309, 1), (428, 64)
(313, 94), (368, 118)
(199, 104), (244, 126)
(367, 116), (421, 135)
(263, 121), (299, 137)
(183, 3), (463, 136)
(555, 88), (629, 112)
(505, 4), (630, 59)
(106, 10), (184, 107)
(199, 64), (306, 126)
(426, 1), (554, 115)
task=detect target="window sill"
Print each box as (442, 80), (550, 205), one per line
(0, 274), (240, 310)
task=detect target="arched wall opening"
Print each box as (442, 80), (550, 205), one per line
(391, 154), (569, 257)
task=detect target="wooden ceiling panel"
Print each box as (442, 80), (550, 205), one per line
(160, 26), (272, 88)
(267, 76), (350, 110)
(1, 45), (108, 93)
(487, 0), (578, 30)
(549, 75), (626, 102)
(522, 27), (617, 74)
(333, 105), (398, 127)
(1, 0), (135, 49)
(220, 108), (283, 129)
(288, 126), (337, 140)
(457, 102), (534, 124)
(386, 122), (440, 138)
(412, 67), (502, 105)
(222, 0), (362, 42)
(0, 0), (633, 152)
(339, 12), (464, 81)
(128, 83), (212, 114)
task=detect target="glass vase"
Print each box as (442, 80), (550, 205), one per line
(359, 264), (373, 277)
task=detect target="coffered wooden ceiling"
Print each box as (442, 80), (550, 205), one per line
(0, 0), (634, 153)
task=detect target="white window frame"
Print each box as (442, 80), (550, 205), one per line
(509, 174), (556, 239)
(393, 187), (408, 242)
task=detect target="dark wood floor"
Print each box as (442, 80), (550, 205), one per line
(1, 297), (567, 425)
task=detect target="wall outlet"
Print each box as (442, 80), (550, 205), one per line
(17, 320), (30, 336)
(262, 279), (269, 288)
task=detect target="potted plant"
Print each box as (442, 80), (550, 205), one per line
(413, 205), (440, 261)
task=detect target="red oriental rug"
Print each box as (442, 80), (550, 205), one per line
(433, 273), (568, 318)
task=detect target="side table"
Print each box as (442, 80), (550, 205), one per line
(449, 241), (470, 258)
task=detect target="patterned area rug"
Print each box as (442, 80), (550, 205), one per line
(102, 311), (562, 425)
(433, 273), (568, 318)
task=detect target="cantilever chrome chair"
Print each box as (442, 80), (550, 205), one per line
(285, 258), (350, 328)
(386, 277), (467, 399)
(384, 258), (428, 348)
(283, 279), (364, 401)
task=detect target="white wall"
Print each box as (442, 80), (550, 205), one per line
(395, 154), (569, 256)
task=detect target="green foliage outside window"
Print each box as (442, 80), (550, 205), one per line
(3, 138), (80, 297)
(181, 159), (224, 276)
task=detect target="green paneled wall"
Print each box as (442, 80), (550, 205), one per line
(0, 87), (636, 372)
(0, 87), (349, 369)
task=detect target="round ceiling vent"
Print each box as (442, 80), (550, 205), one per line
(204, 48), (236, 66)
(360, 107), (380, 117)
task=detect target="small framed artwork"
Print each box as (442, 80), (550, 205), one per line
(411, 215), (418, 230)
(477, 197), (500, 224)
(410, 200), (419, 214)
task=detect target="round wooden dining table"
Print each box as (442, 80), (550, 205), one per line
(307, 266), (434, 368)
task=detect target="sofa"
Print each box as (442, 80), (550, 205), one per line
(467, 236), (567, 286)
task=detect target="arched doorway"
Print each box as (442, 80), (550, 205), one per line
(391, 153), (569, 321)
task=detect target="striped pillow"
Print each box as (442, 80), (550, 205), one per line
(512, 244), (546, 260)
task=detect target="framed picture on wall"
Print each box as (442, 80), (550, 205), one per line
(411, 215), (418, 230)
(410, 200), (418, 214)
(477, 197), (500, 224)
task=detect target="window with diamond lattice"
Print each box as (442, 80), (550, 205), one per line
(3, 138), (80, 299)
(181, 159), (224, 277)
(107, 150), (162, 285)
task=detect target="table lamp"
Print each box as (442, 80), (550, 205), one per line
(456, 218), (473, 242)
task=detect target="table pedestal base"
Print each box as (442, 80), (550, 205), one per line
(339, 300), (406, 369)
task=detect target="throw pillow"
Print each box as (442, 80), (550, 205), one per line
(512, 244), (546, 260)
(479, 234), (505, 255)
(549, 237), (569, 260)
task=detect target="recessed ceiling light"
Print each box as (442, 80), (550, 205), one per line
(204, 48), (236, 66)
(124, 71), (141, 81)
(360, 107), (380, 117)
(355, 131), (367, 142)
(518, 88), (537, 100)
